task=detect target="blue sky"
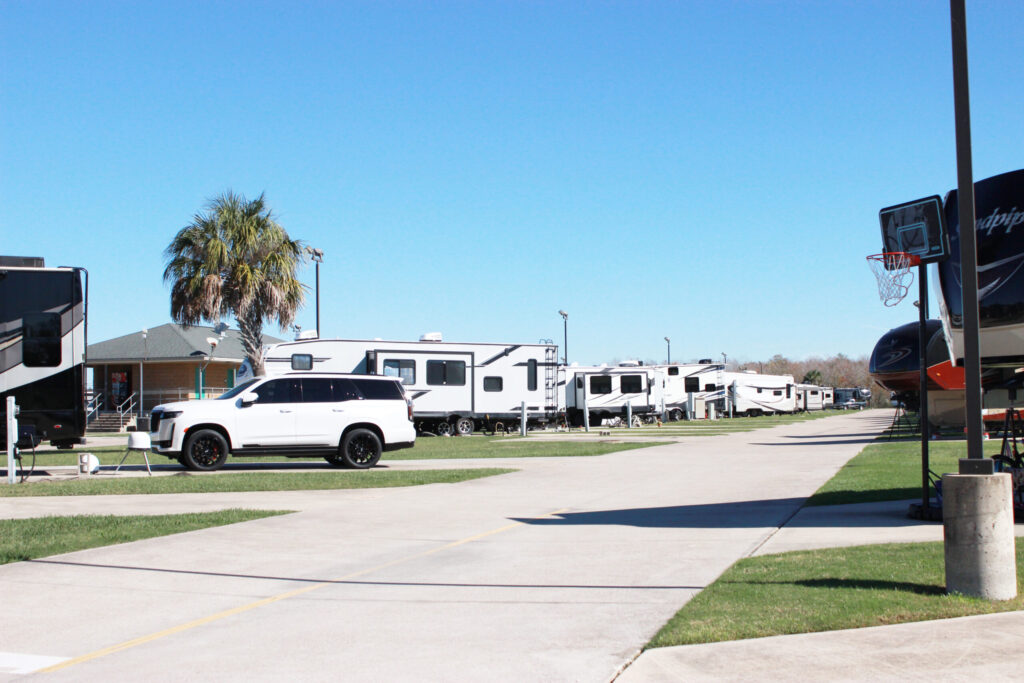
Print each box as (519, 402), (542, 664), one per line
(3, 1), (1023, 366)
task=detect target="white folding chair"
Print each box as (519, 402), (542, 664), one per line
(116, 432), (152, 476)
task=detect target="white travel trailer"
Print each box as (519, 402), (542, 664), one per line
(563, 363), (665, 426)
(653, 362), (726, 421)
(239, 334), (557, 435)
(723, 371), (796, 416)
(794, 384), (827, 411)
(822, 386), (834, 409)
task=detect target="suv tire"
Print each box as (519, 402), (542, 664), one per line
(339, 428), (382, 469)
(181, 428), (229, 471)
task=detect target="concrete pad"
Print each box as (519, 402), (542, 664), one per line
(617, 610), (1024, 682)
(0, 410), (902, 681)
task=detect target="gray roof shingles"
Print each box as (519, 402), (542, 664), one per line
(87, 323), (285, 363)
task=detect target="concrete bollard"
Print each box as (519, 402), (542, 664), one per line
(942, 473), (1018, 600)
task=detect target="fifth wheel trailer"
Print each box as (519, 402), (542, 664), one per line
(652, 362), (726, 421)
(723, 371), (796, 416)
(239, 334), (557, 435)
(0, 256), (88, 448)
(562, 364), (665, 426)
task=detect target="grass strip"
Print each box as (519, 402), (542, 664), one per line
(649, 538), (1024, 648)
(1, 509), (289, 565)
(0, 468), (514, 497)
(18, 438), (665, 467)
(807, 439), (1004, 507)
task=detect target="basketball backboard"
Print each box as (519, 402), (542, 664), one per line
(878, 195), (950, 267)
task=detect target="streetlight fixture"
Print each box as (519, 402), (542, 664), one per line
(306, 247), (324, 338)
(664, 337), (671, 364)
(558, 310), (568, 365)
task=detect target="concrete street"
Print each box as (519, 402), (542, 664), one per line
(0, 410), (1001, 681)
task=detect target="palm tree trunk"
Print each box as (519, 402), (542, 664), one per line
(238, 309), (267, 376)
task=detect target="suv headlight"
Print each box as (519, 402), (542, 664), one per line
(159, 411), (183, 419)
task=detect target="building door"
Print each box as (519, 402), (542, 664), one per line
(110, 369), (130, 409)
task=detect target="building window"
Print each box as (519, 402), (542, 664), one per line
(483, 376), (503, 392)
(291, 354), (313, 371)
(427, 360), (466, 386)
(527, 359), (538, 391)
(384, 359), (416, 385)
(684, 377), (699, 392)
(590, 376), (612, 394)
(22, 312), (61, 367)
(620, 374), (643, 393)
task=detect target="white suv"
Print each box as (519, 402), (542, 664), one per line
(149, 373), (416, 471)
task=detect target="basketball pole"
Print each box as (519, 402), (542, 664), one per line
(917, 263), (932, 513)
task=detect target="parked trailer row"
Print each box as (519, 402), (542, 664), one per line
(239, 335), (836, 434)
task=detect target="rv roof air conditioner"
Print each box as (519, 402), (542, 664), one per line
(420, 332), (443, 342)
(296, 330), (318, 341)
(698, 358), (713, 364)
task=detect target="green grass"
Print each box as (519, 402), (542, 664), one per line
(15, 435), (666, 467)
(0, 509), (290, 565)
(807, 438), (1005, 506)
(649, 538), (1024, 647)
(0, 468), (514, 497)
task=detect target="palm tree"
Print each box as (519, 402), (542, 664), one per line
(163, 191), (306, 376)
(802, 369), (823, 385)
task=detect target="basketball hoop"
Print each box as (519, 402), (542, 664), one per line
(867, 252), (919, 306)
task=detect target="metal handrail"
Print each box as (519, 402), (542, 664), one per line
(86, 392), (104, 423)
(117, 393), (137, 430)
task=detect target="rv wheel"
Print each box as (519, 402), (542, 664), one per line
(669, 408), (684, 422)
(455, 417), (474, 436)
(435, 421), (453, 437)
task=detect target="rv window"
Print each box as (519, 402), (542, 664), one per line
(620, 375), (643, 393)
(426, 360), (466, 386)
(668, 367), (679, 376)
(774, 390), (783, 396)
(22, 311), (61, 367)
(757, 388), (763, 394)
(811, 390), (819, 395)
(590, 376), (612, 394)
(786, 385), (792, 398)
(353, 378), (404, 400)
(576, 377), (583, 389)
(253, 379), (299, 404)
(291, 354), (313, 371)
(684, 377), (699, 392)
(300, 378), (334, 402)
(384, 359), (416, 385)
(483, 376), (503, 392)
(527, 359), (538, 391)
(704, 384), (717, 392)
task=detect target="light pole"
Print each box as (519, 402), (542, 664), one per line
(140, 328), (147, 418)
(558, 310), (568, 365)
(722, 352), (727, 369)
(306, 247), (324, 338)
(665, 337), (671, 364)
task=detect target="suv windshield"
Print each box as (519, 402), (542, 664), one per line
(218, 378), (261, 400)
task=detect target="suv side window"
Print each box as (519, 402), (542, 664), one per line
(331, 378), (361, 402)
(352, 378), (403, 400)
(300, 378), (334, 402)
(254, 378), (300, 404)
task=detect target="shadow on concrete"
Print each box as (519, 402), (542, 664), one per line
(749, 437), (881, 447)
(29, 559), (700, 590)
(513, 499), (807, 529)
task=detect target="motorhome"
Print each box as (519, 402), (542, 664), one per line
(723, 371), (796, 416)
(563, 363), (665, 426)
(653, 362), (726, 420)
(0, 256), (87, 448)
(239, 334), (557, 435)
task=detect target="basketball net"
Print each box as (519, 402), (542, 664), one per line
(867, 252), (917, 306)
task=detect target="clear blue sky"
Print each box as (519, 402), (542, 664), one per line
(3, 1), (1022, 366)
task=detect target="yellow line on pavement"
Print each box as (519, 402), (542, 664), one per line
(39, 508), (569, 673)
